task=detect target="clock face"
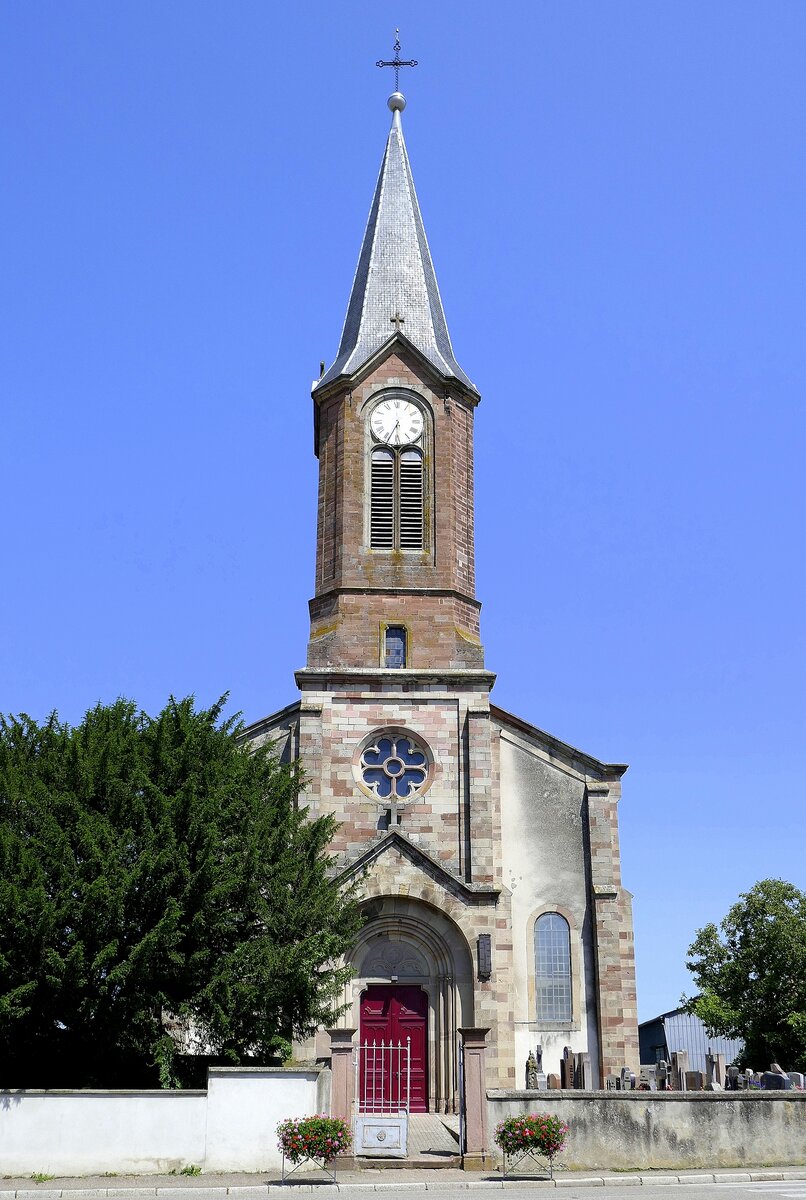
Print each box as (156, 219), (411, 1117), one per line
(370, 398), (424, 446)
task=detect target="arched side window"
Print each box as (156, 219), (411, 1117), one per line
(534, 913), (572, 1022)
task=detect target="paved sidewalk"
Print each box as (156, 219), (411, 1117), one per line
(2, 1168), (806, 1196)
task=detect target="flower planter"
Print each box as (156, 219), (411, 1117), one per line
(276, 1115), (352, 1183)
(494, 1113), (569, 1180)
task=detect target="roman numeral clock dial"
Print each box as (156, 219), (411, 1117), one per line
(370, 399), (424, 446)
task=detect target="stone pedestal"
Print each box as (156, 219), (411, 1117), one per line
(460, 1027), (489, 1171)
(327, 1028), (356, 1128)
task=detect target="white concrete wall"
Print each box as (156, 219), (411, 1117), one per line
(497, 725), (600, 1085)
(0, 1067), (327, 1177)
(205, 1067), (327, 1172)
(0, 1091), (207, 1176)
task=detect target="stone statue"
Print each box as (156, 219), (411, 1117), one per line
(526, 1052), (538, 1090)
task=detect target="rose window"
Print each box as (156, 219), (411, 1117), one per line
(359, 733), (429, 801)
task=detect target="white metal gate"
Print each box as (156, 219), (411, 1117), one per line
(353, 1037), (411, 1157)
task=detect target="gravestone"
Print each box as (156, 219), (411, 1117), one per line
(671, 1050), (689, 1090)
(575, 1052), (592, 1090)
(547, 1073), (561, 1090)
(788, 1072), (805, 1089)
(606, 1075), (620, 1091)
(620, 1066), (635, 1091)
(686, 1070), (704, 1090)
(560, 1046), (574, 1089)
(706, 1051), (726, 1089)
(726, 1065), (741, 1091)
(645, 1065), (658, 1091)
(657, 1059), (669, 1091)
(534, 1042), (547, 1090)
(761, 1071), (792, 1090)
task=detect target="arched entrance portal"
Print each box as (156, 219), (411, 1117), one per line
(346, 897), (474, 1114)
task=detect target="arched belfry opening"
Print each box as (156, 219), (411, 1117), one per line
(341, 897), (475, 1114)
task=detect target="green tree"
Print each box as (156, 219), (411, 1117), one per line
(685, 878), (806, 1072)
(0, 695), (363, 1087)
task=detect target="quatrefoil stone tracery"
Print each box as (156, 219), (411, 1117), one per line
(359, 733), (429, 803)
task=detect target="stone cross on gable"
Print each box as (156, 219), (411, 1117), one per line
(390, 310), (405, 331)
(383, 795), (402, 826)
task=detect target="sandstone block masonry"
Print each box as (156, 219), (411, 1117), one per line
(308, 350), (482, 672)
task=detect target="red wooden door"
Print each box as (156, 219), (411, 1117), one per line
(360, 985), (429, 1113)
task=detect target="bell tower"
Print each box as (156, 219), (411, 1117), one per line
(305, 90), (484, 673)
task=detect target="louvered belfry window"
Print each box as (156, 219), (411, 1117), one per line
(370, 448), (395, 548)
(369, 444), (425, 550)
(399, 450), (423, 549)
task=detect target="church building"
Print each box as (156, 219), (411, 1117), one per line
(246, 83), (639, 1108)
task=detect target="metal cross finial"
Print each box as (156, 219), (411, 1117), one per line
(376, 29), (418, 92)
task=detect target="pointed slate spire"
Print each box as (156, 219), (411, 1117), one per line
(315, 94), (477, 396)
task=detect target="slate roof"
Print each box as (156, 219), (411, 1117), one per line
(315, 103), (478, 397)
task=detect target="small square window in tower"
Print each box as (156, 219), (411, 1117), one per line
(384, 625), (407, 669)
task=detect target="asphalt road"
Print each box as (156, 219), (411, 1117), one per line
(510, 1183), (806, 1200)
(3, 1176), (806, 1200)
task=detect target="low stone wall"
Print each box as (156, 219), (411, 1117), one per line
(0, 1066), (330, 1177)
(487, 1090), (806, 1170)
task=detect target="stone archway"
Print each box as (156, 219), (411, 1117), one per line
(343, 896), (475, 1114)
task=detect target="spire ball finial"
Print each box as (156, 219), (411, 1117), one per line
(388, 92), (406, 112)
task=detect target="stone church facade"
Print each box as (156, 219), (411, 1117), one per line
(245, 90), (638, 1107)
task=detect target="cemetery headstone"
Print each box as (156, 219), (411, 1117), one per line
(686, 1070), (704, 1090)
(531, 1043), (547, 1089)
(620, 1066), (634, 1091)
(547, 1073), (561, 1090)
(606, 1075), (620, 1091)
(561, 1046), (574, 1089)
(761, 1071), (791, 1090)
(657, 1059), (669, 1090)
(671, 1050), (689, 1090)
(726, 1066), (741, 1091)
(788, 1072), (805, 1089)
(575, 1051), (592, 1090)
(646, 1065), (658, 1091)
(706, 1051), (726, 1088)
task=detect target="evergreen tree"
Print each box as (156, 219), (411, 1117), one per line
(0, 696), (363, 1087)
(685, 878), (806, 1072)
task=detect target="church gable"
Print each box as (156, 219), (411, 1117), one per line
(336, 827), (501, 904)
(242, 700), (300, 766)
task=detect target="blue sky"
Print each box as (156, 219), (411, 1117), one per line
(2, 1), (804, 1023)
